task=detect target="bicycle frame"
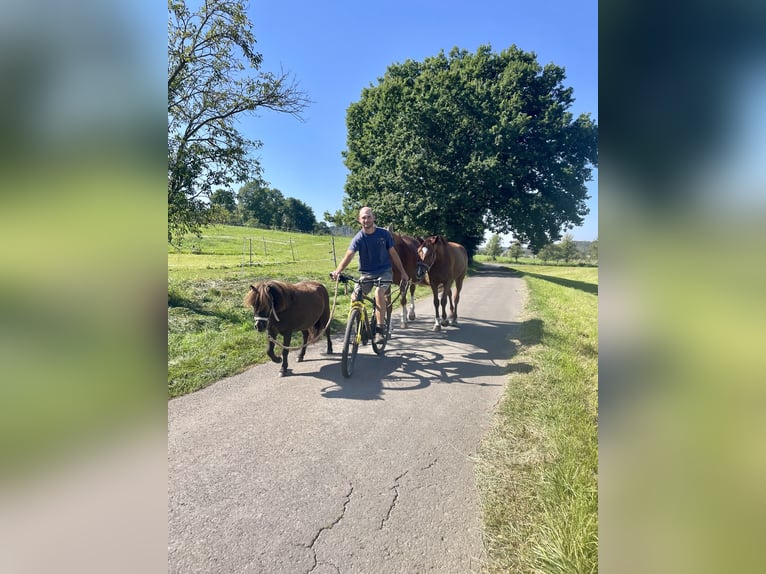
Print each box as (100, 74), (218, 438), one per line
(334, 274), (402, 378)
(348, 299), (370, 346)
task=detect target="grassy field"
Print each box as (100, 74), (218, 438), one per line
(476, 263), (598, 573)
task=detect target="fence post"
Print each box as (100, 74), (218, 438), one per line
(289, 238), (295, 262)
(330, 235), (337, 267)
(249, 238), (253, 266)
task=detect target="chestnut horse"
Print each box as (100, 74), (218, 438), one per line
(415, 235), (468, 331)
(391, 232), (422, 328)
(244, 280), (333, 376)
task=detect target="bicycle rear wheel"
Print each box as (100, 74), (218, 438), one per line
(341, 308), (361, 378)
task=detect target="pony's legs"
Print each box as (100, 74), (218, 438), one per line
(297, 331), (309, 362)
(324, 326), (333, 355)
(279, 333), (291, 375)
(267, 335), (281, 364)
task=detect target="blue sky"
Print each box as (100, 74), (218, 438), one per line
(239, 0), (598, 241)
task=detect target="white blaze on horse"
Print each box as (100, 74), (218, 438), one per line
(244, 280), (333, 376)
(415, 235), (468, 331)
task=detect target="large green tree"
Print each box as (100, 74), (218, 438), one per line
(168, 0), (309, 244)
(342, 45), (597, 254)
(237, 180), (284, 227)
(280, 197), (317, 232)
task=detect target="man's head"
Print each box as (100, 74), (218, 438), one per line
(358, 207), (375, 232)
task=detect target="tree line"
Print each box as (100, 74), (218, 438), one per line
(482, 233), (598, 264)
(209, 180), (328, 234)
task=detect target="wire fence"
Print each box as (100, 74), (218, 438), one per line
(239, 235), (340, 267)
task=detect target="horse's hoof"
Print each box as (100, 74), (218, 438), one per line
(269, 356), (281, 364)
(432, 324), (442, 332)
(279, 369), (290, 377)
(297, 356), (305, 363)
(408, 311), (416, 321)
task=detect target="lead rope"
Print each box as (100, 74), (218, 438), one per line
(264, 279), (341, 352)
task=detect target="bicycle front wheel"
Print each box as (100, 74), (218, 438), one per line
(341, 308), (362, 378)
(370, 310), (387, 355)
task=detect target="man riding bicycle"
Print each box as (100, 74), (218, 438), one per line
(330, 207), (409, 345)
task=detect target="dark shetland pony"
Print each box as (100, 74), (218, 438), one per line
(244, 280), (333, 376)
(415, 235), (468, 331)
(391, 232), (423, 328)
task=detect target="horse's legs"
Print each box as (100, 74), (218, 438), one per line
(400, 288), (408, 328)
(431, 285), (442, 331)
(407, 284), (416, 321)
(297, 330), (308, 362)
(450, 276), (464, 325)
(439, 283), (451, 326)
(280, 333), (291, 376)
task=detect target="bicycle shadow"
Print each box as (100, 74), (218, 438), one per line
(312, 314), (538, 400)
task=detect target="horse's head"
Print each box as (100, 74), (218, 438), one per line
(244, 282), (282, 332)
(415, 235), (442, 281)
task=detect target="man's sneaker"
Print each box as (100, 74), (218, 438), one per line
(375, 325), (386, 345)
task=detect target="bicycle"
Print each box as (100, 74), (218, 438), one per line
(331, 273), (399, 378)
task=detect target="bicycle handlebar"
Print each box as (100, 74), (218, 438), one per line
(330, 272), (394, 287)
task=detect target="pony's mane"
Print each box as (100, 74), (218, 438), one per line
(243, 280), (290, 311)
(243, 283), (264, 308)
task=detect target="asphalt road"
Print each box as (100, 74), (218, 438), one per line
(168, 265), (527, 573)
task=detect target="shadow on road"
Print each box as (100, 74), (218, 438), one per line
(311, 314), (539, 401)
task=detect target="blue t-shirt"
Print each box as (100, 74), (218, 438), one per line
(348, 227), (395, 275)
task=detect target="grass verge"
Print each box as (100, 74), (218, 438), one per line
(476, 264), (598, 573)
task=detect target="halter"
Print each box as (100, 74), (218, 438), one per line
(416, 245), (436, 280)
(253, 294), (281, 328)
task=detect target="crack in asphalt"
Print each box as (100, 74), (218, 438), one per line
(380, 470), (409, 530)
(307, 483), (354, 574)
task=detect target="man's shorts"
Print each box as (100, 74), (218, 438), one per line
(352, 269), (393, 301)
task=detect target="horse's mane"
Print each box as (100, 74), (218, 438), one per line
(243, 280), (290, 311)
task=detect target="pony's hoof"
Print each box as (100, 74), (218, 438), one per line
(432, 324), (442, 332)
(297, 356), (305, 363)
(279, 369), (291, 377)
(408, 311), (416, 321)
